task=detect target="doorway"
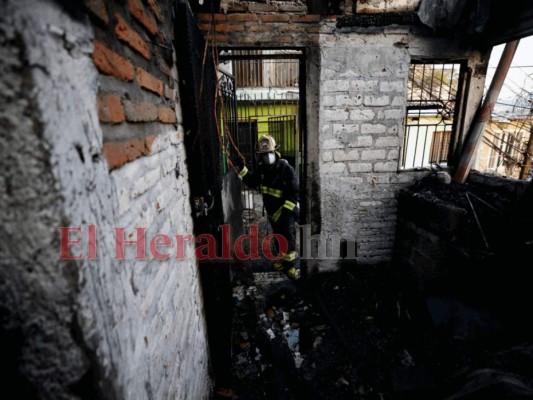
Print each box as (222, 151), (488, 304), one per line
(217, 48), (307, 226)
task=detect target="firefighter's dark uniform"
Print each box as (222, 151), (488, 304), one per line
(239, 156), (300, 278)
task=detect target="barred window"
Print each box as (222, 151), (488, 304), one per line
(400, 62), (465, 170)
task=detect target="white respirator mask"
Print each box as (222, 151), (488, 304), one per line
(262, 152), (276, 165)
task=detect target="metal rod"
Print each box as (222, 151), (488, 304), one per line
(467, 192), (502, 214)
(454, 39), (520, 183)
(465, 192), (490, 250)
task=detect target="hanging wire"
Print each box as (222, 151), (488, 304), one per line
(209, 32), (246, 170)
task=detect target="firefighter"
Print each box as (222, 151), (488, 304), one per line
(237, 134), (300, 280)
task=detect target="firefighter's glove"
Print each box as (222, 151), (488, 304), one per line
(236, 158), (248, 178)
(294, 202), (300, 218)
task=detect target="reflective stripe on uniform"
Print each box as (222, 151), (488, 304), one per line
(272, 206), (283, 222)
(261, 186), (283, 198)
(238, 166), (248, 178)
(283, 200), (296, 211)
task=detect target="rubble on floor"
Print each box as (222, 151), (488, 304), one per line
(215, 262), (533, 400)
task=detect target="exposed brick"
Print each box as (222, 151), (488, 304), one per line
(206, 34), (228, 44)
(278, 3), (307, 12)
(97, 93), (125, 123)
(248, 25), (273, 32)
(225, 3), (248, 13)
(85, 0), (109, 25)
(227, 14), (258, 22)
(248, 3), (278, 12)
(136, 67), (163, 96)
(114, 13), (151, 59)
(215, 24), (245, 33)
(279, 25), (305, 33)
(124, 100), (158, 122)
(197, 13), (227, 23)
(306, 25), (321, 34)
(291, 15), (321, 23)
(261, 15), (290, 23)
(158, 107), (177, 124)
(102, 135), (155, 170)
(128, 0), (158, 35)
(199, 23), (211, 32)
(147, 0), (163, 23)
(92, 40), (134, 81)
(271, 36), (294, 44)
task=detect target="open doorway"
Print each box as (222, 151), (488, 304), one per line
(217, 48), (306, 228)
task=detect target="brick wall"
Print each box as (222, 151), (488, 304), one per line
(0, 0), (211, 398)
(317, 32), (486, 267)
(198, 12), (322, 45)
(87, 0), (179, 170)
(87, 1), (212, 398)
(197, 7), (488, 270)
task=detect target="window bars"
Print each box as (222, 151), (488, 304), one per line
(401, 62), (463, 169)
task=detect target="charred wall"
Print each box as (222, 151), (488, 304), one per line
(396, 172), (531, 288)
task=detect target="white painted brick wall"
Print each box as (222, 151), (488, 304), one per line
(363, 95), (390, 106)
(374, 161), (399, 172)
(379, 81), (405, 92)
(4, 1), (212, 398)
(348, 136), (373, 148)
(375, 136), (401, 147)
(324, 108), (350, 121)
(361, 123), (387, 134)
(347, 162), (373, 173)
(333, 123), (359, 134)
(333, 149), (360, 162)
(349, 108), (375, 120)
(321, 162), (346, 174)
(317, 33), (433, 268)
(361, 149), (387, 160)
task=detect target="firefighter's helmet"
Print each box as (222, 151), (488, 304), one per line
(256, 134), (279, 153)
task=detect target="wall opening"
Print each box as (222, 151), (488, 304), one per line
(400, 61), (467, 170)
(218, 48), (307, 227)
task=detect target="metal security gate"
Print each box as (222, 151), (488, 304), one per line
(269, 115), (297, 168)
(237, 119), (258, 171)
(219, 48), (304, 171)
(218, 47), (307, 226)
(217, 68), (258, 225)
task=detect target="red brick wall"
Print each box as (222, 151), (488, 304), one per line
(85, 0), (177, 170)
(197, 12), (324, 46)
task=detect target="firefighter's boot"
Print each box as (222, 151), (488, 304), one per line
(282, 251), (300, 281)
(272, 261), (284, 272)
